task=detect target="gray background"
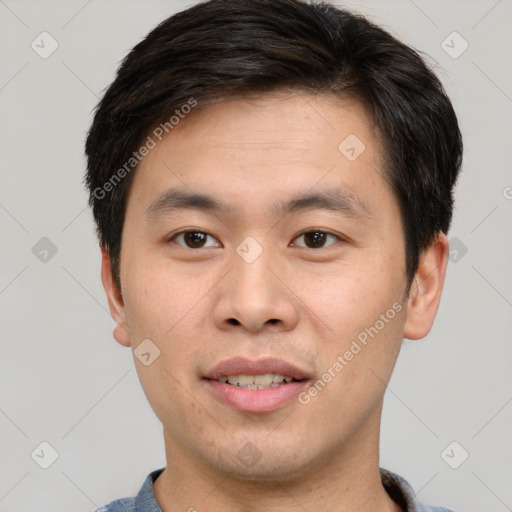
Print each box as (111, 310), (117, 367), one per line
(1, 0), (511, 510)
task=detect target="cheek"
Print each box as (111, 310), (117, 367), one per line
(134, 356), (211, 451)
(300, 256), (406, 381)
(298, 257), (400, 334)
(122, 257), (206, 341)
(124, 266), (208, 421)
(303, 304), (405, 432)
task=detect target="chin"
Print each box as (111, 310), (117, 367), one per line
(217, 457), (309, 483)
(203, 439), (319, 483)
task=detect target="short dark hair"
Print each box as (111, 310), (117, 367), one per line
(85, 0), (463, 292)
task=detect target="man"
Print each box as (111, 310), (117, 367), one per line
(85, 0), (462, 510)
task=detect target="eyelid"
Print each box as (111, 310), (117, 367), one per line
(168, 229), (222, 248)
(290, 229), (343, 248)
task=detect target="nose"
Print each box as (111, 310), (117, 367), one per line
(213, 242), (299, 333)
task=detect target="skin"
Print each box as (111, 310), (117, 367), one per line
(101, 90), (449, 512)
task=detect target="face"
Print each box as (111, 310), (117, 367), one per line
(102, 91), (447, 481)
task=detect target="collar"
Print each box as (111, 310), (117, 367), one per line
(130, 467), (449, 512)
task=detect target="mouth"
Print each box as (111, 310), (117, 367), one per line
(216, 373), (302, 389)
(203, 357), (312, 413)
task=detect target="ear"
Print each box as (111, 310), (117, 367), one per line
(100, 247), (131, 347)
(403, 232), (449, 340)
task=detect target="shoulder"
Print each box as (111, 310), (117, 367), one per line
(420, 507), (454, 512)
(94, 468), (164, 512)
(94, 497), (135, 512)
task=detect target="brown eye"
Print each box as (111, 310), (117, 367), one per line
(293, 230), (340, 249)
(171, 231), (220, 249)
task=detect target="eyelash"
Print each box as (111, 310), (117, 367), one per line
(167, 229), (344, 250)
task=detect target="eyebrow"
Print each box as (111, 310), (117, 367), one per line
(145, 186), (371, 220)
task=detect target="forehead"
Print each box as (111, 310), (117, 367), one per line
(159, 91), (381, 155)
(128, 91), (389, 216)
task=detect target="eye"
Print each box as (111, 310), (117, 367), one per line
(291, 230), (341, 249)
(169, 230), (221, 249)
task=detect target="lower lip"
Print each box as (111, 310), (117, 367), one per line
(205, 379), (309, 413)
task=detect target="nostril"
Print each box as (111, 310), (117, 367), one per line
(227, 318), (278, 326)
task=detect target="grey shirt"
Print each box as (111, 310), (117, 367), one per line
(95, 467), (454, 512)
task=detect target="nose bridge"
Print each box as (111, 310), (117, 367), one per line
(232, 236), (277, 301)
(213, 235), (298, 332)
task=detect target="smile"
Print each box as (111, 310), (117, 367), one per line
(203, 357), (313, 413)
(217, 373), (298, 389)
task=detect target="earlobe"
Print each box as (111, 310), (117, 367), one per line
(402, 232), (449, 340)
(100, 247), (131, 347)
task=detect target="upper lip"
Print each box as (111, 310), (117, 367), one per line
(204, 357), (312, 381)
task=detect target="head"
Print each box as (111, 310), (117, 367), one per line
(85, 0), (462, 481)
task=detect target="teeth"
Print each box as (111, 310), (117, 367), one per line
(219, 373), (294, 389)
(254, 374), (276, 385)
(227, 375), (254, 387)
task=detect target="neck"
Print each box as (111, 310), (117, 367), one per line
(153, 413), (402, 512)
